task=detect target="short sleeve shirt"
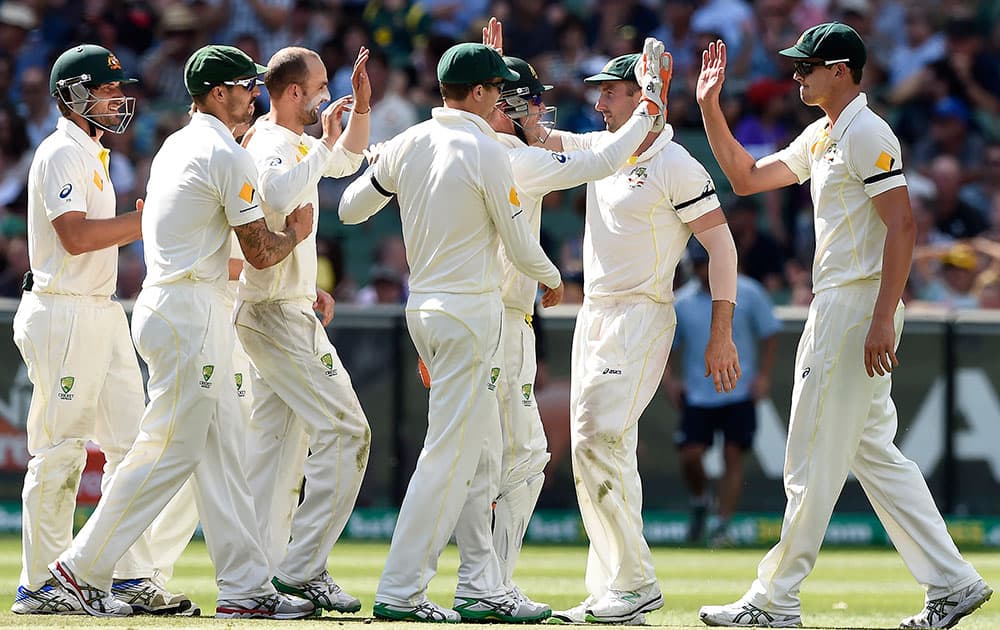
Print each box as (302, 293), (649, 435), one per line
(562, 126), (719, 302)
(26, 118), (118, 296)
(775, 93), (906, 292)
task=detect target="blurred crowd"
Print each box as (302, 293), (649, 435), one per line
(0, 0), (999, 309)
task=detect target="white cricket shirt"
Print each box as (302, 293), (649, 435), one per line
(562, 125), (719, 302)
(26, 118), (118, 297)
(775, 93), (906, 292)
(339, 107), (560, 294)
(141, 112), (265, 289)
(496, 112), (652, 313)
(241, 118), (363, 302)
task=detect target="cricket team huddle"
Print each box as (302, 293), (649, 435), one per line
(9, 11), (994, 629)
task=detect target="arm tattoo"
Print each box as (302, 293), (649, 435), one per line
(233, 218), (299, 269)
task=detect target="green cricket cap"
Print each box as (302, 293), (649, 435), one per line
(779, 22), (867, 68)
(584, 53), (640, 84)
(437, 43), (519, 84)
(501, 56), (552, 96)
(184, 45), (267, 96)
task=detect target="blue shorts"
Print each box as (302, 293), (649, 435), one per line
(674, 398), (756, 450)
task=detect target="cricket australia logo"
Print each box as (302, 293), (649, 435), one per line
(627, 166), (648, 189)
(235, 372), (246, 398)
(200, 365), (214, 389)
(58, 376), (75, 400)
(487, 367), (501, 392)
(321, 352), (338, 377)
(521, 383), (533, 407)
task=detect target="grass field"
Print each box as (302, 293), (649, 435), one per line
(0, 535), (995, 629)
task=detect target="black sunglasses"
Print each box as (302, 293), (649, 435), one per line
(793, 58), (850, 76)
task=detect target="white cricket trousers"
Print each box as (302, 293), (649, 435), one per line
(57, 282), (274, 599)
(13, 293), (156, 588)
(236, 299), (368, 584)
(570, 297), (675, 599)
(377, 291), (506, 605)
(493, 308), (549, 586)
(744, 280), (981, 614)
(147, 337), (256, 585)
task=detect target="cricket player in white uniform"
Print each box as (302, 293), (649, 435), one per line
(11, 44), (191, 616)
(238, 45), (372, 613)
(450, 28), (669, 615)
(49, 45), (316, 619)
(340, 43), (563, 623)
(543, 49), (742, 625)
(696, 23), (992, 629)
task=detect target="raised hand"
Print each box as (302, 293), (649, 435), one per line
(482, 16), (504, 55)
(351, 46), (371, 114)
(321, 95), (354, 148)
(635, 37), (672, 131)
(697, 40), (728, 106)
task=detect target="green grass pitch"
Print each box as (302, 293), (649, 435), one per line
(0, 535), (995, 628)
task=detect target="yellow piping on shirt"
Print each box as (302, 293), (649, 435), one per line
(837, 176), (863, 275)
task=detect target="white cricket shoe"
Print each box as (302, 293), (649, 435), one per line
(111, 578), (194, 615)
(216, 592), (316, 619)
(548, 596), (647, 625)
(900, 579), (993, 628)
(453, 587), (551, 622)
(48, 561), (132, 617)
(272, 571), (361, 613)
(373, 598), (461, 622)
(585, 583), (663, 623)
(699, 600), (802, 627)
(12, 579), (85, 615)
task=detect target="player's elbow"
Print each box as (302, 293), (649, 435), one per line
(57, 233), (93, 256)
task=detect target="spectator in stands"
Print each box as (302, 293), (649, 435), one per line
(140, 4), (205, 109)
(961, 141), (1000, 217)
(0, 232), (27, 297)
(690, 0), (753, 58)
(920, 243), (980, 309)
(0, 1), (44, 91)
(929, 155), (988, 239)
(976, 270), (1000, 308)
(366, 50), (418, 143)
(0, 102), (30, 210)
(17, 67), (59, 149)
(357, 264), (406, 305)
(887, 6), (946, 90)
(362, 0), (431, 68)
(931, 17), (1000, 117)
(912, 96), (986, 169)
(217, 0), (293, 61)
(728, 198), (786, 294)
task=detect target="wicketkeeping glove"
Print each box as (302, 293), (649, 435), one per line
(634, 37), (673, 133)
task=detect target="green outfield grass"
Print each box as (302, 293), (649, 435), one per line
(0, 535), (995, 628)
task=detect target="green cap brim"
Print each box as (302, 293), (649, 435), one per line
(253, 62), (268, 75)
(778, 45), (812, 59)
(583, 72), (623, 84)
